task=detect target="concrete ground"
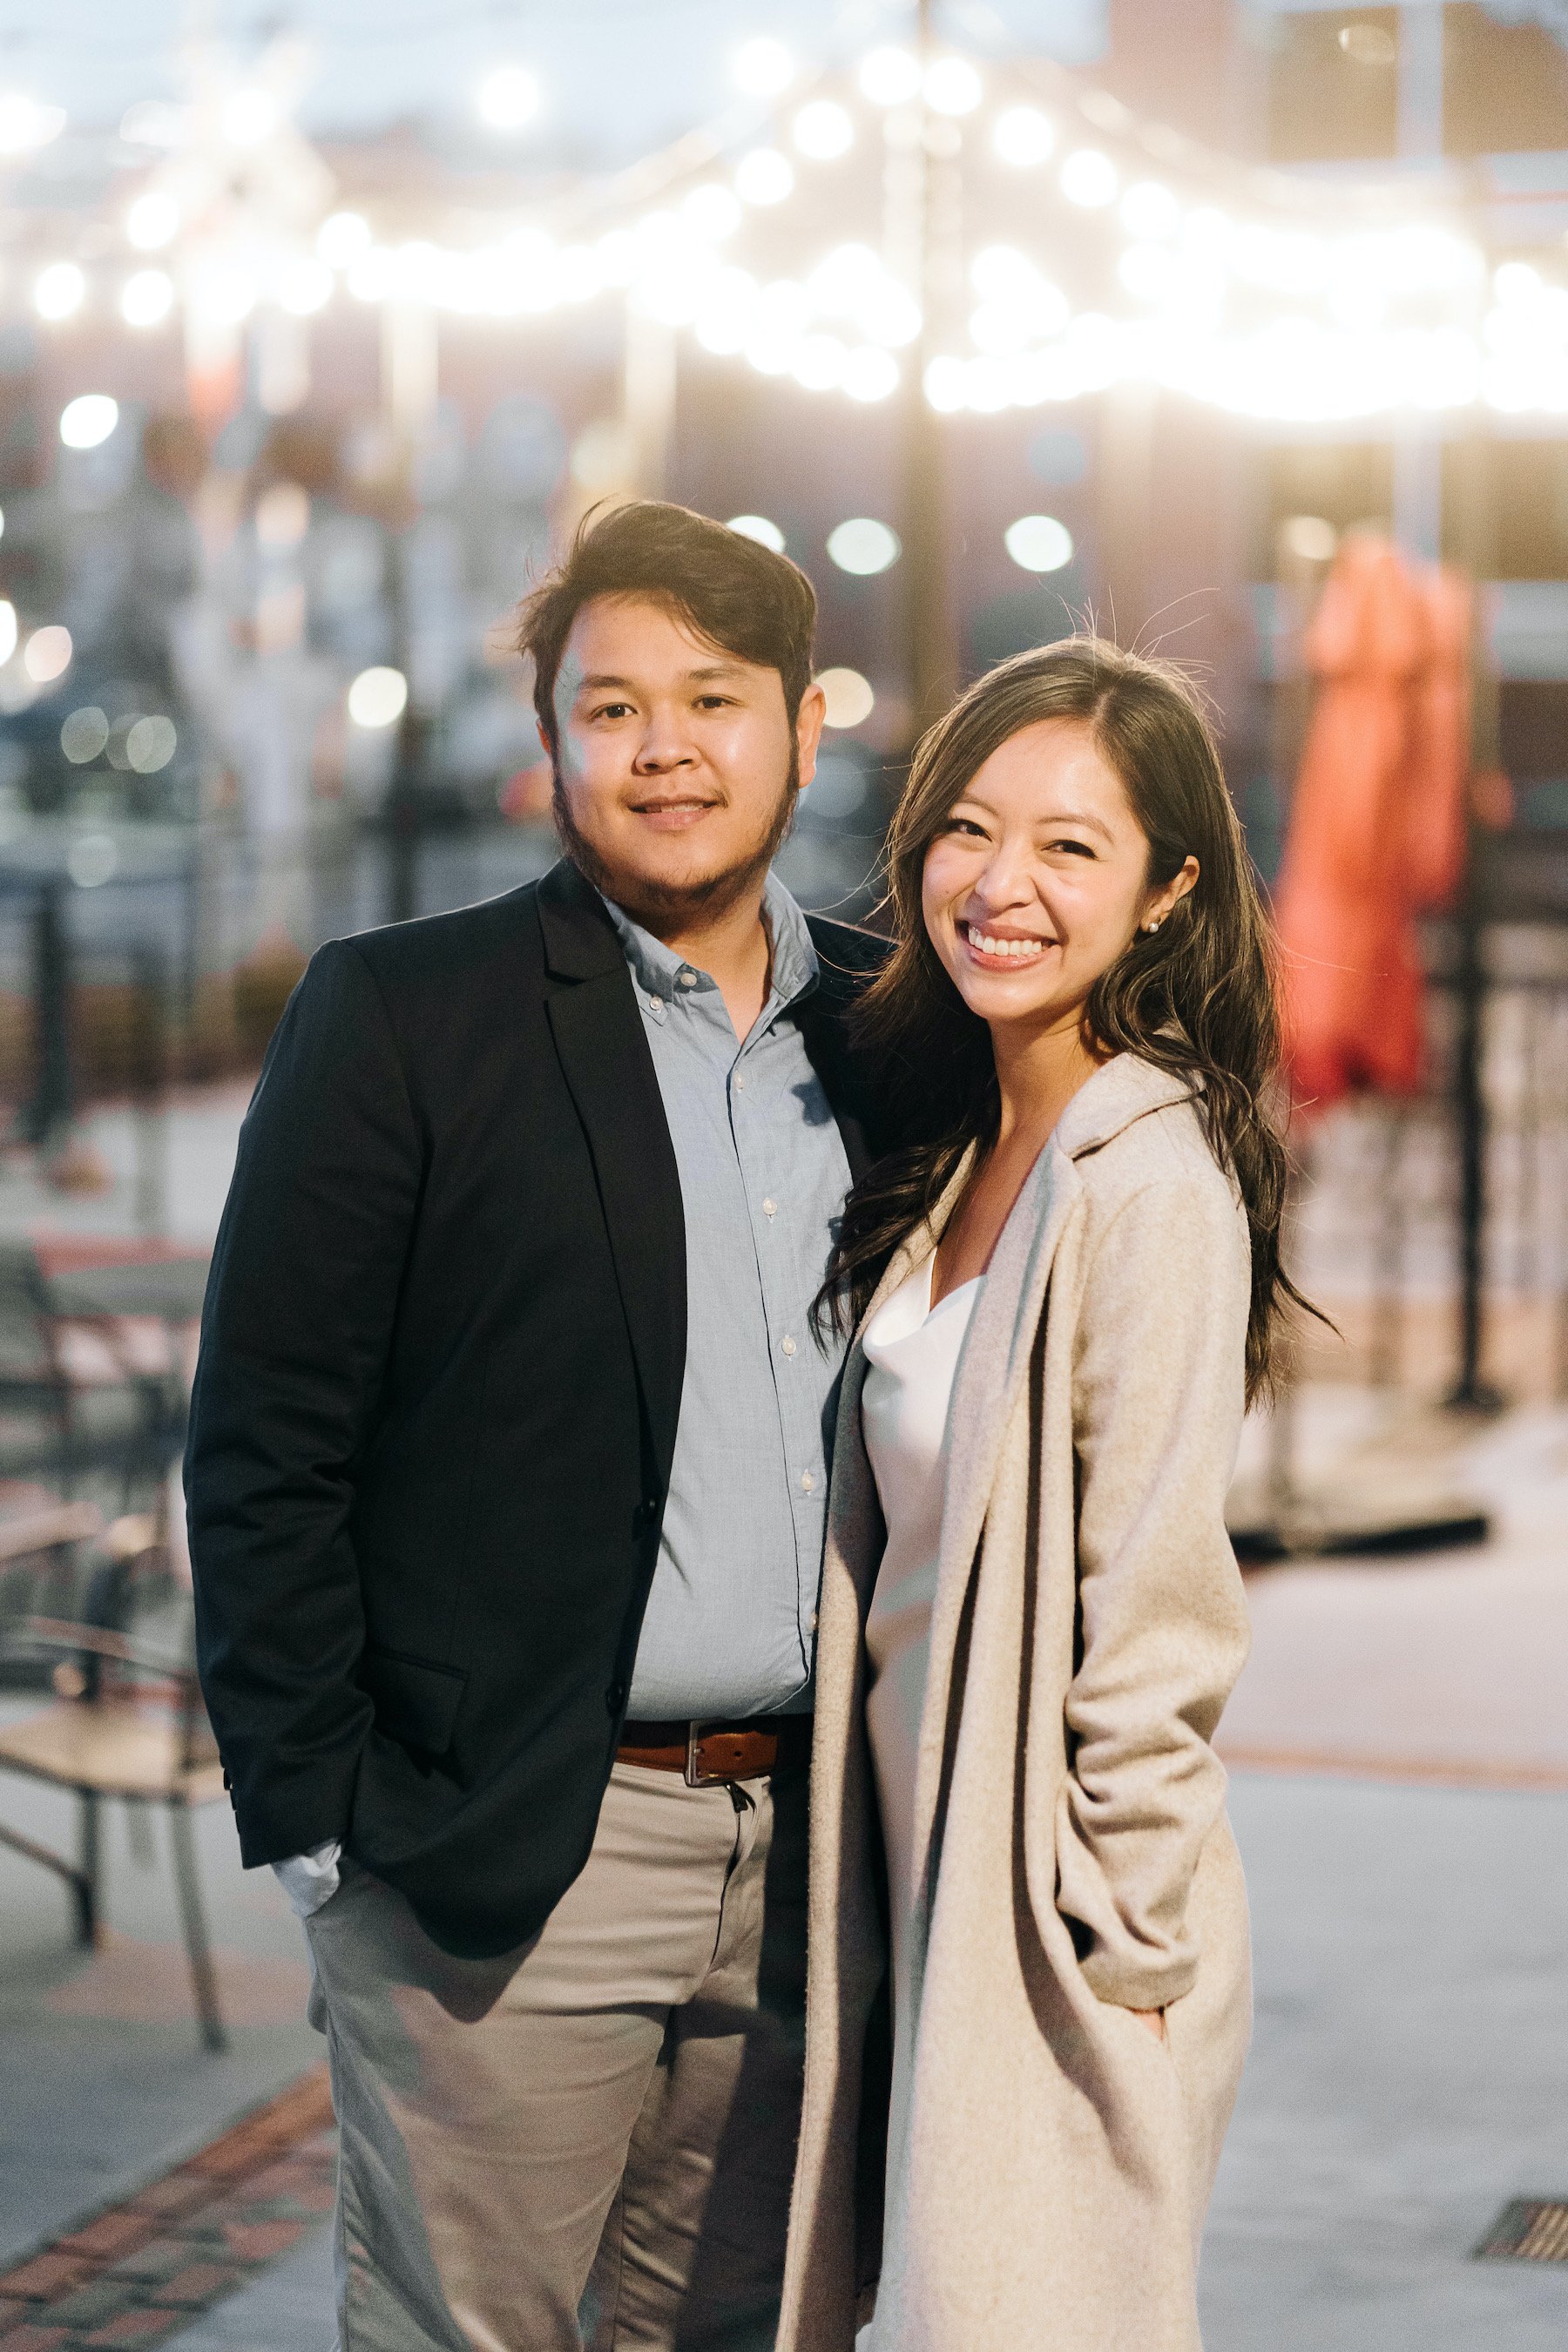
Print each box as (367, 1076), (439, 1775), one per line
(0, 1089), (1564, 2344)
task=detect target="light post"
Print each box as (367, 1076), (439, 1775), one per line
(900, 0), (959, 744)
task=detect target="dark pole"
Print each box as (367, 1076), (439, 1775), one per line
(385, 524), (426, 926)
(25, 879), (73, 1153)
(901, 0), (956, 744)
(1445, 418), (1500, 1411)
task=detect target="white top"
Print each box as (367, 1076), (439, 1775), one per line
(861, 1256), (983, 2012)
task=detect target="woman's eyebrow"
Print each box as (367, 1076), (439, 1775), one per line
(1033, 806), (1115, 842)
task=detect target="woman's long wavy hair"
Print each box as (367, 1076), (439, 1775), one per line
(821, 635), (1310, 1402)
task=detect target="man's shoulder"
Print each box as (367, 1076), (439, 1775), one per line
(321, 879), (544, 997)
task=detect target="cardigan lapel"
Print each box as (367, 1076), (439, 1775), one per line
(904, 1054), (1196, 1906)
(537, 862), (687, 1493)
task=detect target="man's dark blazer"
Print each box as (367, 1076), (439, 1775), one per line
(186, 857), (890, 1959)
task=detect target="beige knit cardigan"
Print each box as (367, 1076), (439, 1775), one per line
(779, 1053), (1254, 2352)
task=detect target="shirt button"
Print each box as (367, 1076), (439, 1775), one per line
(735, 1074), (747, 1090)
(801, 1470), (815, 1493)
(781, 1335), (797, 1357)
(678, 970), (697, 987)
(762, 1198), (777, 1218)
(809, 1610), (820, 1632)
(646, 995), (659, 1013)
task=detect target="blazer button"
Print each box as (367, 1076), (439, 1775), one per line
(605, 1680), (627, 1716)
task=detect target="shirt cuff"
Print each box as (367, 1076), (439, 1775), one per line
(272, 1838), (342, 1919)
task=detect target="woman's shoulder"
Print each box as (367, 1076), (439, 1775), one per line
(1063, 1058), (1243, 1234)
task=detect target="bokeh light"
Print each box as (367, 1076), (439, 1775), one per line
(727, 514), (785, 551)
(121, 270), (173, 327)
(827, 518), (901, 575)
(816, 667), (875, 728)
(476, 65), (541, 132)
(348, 667), (409, 728)
(992, 106), (1055, 168)
(60, 395), (118, 449)
(1004, 515), (1075, 572)
(34, 263), (85, 321)
(732, 38), (794, 98)
(24, 625), (73, 684)
(858, 47), (921, 106)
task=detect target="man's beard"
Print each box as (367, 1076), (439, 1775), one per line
(553, 744), (801, 933)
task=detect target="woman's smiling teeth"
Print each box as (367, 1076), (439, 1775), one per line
(960, 921), (1049, 966)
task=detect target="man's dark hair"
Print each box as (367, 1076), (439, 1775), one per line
(517, 499), (818, 758)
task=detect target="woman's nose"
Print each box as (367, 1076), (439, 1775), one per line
(971, 840), (1037, 909)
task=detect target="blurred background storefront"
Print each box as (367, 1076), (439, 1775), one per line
(0, 7), (1565, 2349)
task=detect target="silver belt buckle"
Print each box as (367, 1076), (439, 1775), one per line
(684, 1720), (713, 1787)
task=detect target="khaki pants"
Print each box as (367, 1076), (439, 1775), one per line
(304, 1759), (808, 2352)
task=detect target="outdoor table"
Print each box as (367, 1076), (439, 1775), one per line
(30, 1238), (209, 1325)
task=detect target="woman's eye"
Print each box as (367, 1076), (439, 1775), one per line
(943, 817), (987, 838)
(1048, 838), (1095, 857)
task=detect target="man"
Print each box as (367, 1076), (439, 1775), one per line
(186, 498), (889, 2351)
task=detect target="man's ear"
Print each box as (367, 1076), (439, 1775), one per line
(795, 679), (828, 790)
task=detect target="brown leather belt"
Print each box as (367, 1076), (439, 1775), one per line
(618, 1715), (809, 1787)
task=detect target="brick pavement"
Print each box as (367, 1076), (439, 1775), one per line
(0, 2071), (334, 2351)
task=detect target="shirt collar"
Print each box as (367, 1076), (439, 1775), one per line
(598, 874), (819, 1013)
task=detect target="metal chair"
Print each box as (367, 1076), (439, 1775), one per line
(0, 1237), (172, 1504)
(0, 1533), (228, 2052)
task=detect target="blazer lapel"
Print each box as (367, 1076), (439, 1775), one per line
(537, 862), (687, 1489)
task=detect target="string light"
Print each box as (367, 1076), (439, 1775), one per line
(0, 92), (65, 155)
(732, 38), (794, 98)
(827, 517), (900, 574)
(126, 192), (180, 251)
(793, 100), (853, 160)
(476, 66), (541, 132)
(1005, 516), (1074, 572)
(6, 41), (1566, 429)
(34, 263), (85, 321)
(1060, 148), (1118, 208)
(735, 148), (794, 206)
(816, 666), (875, 727)
(318, 211), (372, 267)
(858, 47), (921, 106)
(925, 57), (983, 117)
(24, 625), (72, 683)
(993, 105), (1055, 167)
(727, 514), (785, 550)
(348, 667), (409, 728)
(121, 269), (174, 326)
(59, 395), (118, 449)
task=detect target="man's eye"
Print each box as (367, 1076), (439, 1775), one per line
(591, 701), (633, 720)
(693, 694), (737, 710)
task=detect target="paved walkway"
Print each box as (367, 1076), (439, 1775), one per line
(0, 1088), (1563, 2342)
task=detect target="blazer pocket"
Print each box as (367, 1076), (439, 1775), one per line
(359, 1644), (468, 1757)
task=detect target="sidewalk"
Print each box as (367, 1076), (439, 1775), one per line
(0, 1088), (1563, 2344)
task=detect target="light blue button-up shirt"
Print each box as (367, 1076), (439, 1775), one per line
(602, 878), (854, 1720)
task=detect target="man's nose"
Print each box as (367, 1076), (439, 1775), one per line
(632, 713), (697, 771)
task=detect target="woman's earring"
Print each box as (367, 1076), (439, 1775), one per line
(1143, 916), (1164, 934)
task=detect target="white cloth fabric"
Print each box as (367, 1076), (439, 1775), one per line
(273, 1837), (341, 1917)
(859, 1258), (982, 2047)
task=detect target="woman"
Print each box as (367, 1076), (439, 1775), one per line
(780, 639), (1307, 2352)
